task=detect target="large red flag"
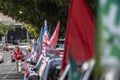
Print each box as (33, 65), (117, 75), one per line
(61, 0), (95, 70)
(49, 21), (60, 47)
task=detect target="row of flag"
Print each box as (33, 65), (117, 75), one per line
(29, 0), (95, 79)
(23, 19), (61, 79)
(25, 0), (120, 79)
(29, 20), (61, 68)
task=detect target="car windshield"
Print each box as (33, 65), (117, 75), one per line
(9, 44), (14, 46)
(19, 43), (28, 46)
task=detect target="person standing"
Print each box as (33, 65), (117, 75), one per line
(14, 46), (23, 73)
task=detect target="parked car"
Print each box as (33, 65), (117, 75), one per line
(19, 43), (29, 50)
(8, 44), (15, 50)
(11, 48), (27, 62)
(40, 57), (62, 80)
(0, 51), (4, 63)
(0, 43), (3, 49)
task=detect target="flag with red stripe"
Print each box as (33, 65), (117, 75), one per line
(41, 20), (49, 64)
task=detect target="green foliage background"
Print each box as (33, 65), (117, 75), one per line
(0, 0), (96, 38)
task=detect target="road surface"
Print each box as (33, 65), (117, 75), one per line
(0, 50), (24, 80)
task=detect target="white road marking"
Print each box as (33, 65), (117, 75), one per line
(4, 60), (12, 65)
(2, 66), (16, 79)
(6, 60), (11, 64)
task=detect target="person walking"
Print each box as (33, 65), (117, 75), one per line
(14, 46), (23, 73)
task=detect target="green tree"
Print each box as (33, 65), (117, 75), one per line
(22, 23), (38, 38)
(0, 22), (15, 42)
(0, 0), (96, 38)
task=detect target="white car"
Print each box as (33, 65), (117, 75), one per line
(0, 43), (3, 48)
(8, 44), (15, 50)
(19, 43), (29, 50)
(0, 52), (4, 63)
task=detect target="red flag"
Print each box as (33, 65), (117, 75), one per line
(49, 21), (60, 47)
(61, 0), (95, 70)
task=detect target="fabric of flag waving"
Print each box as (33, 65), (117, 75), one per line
(45, 46), (60, 56)
(41, 20), (49, 64)
(61, 0), (95, 70)
(93, 0), (120, 79)
(37, 26), (43, 55)
(98, 0), (120, 67)
(31, 39), (37, 53)
(68, 51), (81, 80)
(49, 21), (60, 47)
(29, 39), (38, 63)
(35, 27), (44, 68)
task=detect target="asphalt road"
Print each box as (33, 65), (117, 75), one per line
(0, 50), (24, 80)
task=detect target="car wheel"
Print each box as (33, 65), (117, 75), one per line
(22, 59), (24, 61)
(12, 59), (15, 63)
(2, 60), (4, 63)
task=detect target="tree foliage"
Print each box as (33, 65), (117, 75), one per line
(0, 22), (15, 36)
(22, 23), (38, 38)
(0, 0), (96, 38)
